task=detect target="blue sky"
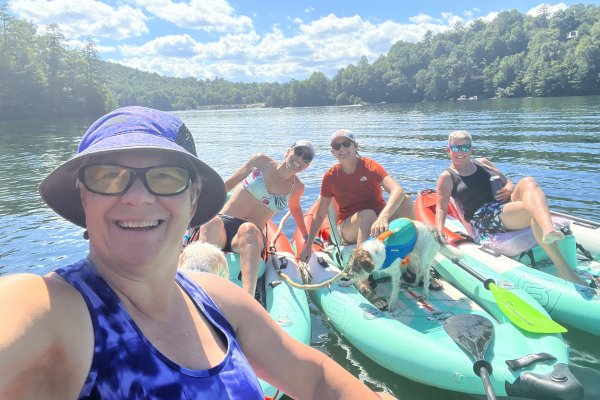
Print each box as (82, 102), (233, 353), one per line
(6, 0), (598, 82)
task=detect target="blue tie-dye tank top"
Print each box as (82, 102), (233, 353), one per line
(55, 259), (264, 400)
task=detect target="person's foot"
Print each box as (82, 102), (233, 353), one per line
(556, 265), (587, 286)
(357, 280), (388, 310)
(364, 290), (389, 311)
(542, 230), (565, 244)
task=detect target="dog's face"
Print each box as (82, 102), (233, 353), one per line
(340, 240), (386, 286)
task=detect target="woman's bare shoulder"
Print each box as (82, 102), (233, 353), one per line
(0, 273), (93, 396)
(248, 153), (274, 168)
(476, 157), (494, 167)
(2, 273), (84, 306)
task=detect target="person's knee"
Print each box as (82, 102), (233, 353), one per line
(519, 176), (539, 189)
(393, 195), (415, 219)
(237, 223), (261, 247)
(357, 209), (377, 223)
(198, 217), (223, 241)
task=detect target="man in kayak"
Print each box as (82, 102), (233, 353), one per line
(300, 129), (441, 309)
(436, 129), (586, 285)
(0, 107), (393, 400)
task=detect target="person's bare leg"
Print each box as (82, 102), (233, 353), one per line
(232, 223), (263, 296)
(339, 209), (378, 246)
(389, 194), (415, 220)
(510, 177), (561, 241)
(339, 210), (386, 308)
(198, 217), (227, 248)
(500, 179), (585, 285)
(530, 220), (586, 285)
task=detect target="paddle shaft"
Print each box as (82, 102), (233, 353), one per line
(454, 259), (496, 289)
(444, 314), (497, 399)
(479, 367), (497, 400)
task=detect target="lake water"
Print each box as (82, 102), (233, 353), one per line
(1, 96), (599, 399)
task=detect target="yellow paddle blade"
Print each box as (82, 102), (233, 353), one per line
(490, 283), (567, 334)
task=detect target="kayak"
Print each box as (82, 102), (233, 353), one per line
(293, 200), (583, 399)
(415, 189), (600, 336)
(224, 219), (311, 400)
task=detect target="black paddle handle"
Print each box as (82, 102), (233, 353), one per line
(455, 259), (496, 290)
(478, 367), (497, 400)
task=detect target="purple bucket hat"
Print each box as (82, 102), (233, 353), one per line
(39, 106), (226, 228)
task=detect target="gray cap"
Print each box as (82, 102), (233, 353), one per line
(291, 140), (315, 159)
(329, 129), (356, 146)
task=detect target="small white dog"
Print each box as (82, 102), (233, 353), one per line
(179, 241), (229, 278)
(342, 220), (462, 311)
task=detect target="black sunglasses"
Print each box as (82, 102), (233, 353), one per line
(293, 147), (313, 163)
(331, 140), (353, 151)
(79, 164), (192, 196)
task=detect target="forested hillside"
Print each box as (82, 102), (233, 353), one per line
(1, 4), (600, 119)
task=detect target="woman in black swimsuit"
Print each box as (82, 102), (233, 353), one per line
(436, 130), (585, 285)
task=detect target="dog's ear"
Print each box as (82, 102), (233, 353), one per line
(346, 247), (375, 275)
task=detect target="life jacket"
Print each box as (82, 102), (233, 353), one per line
(377, 218), (417, 269)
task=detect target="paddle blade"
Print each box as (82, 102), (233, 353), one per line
(489, 283), (567, 334)
(444, 314), (494, 362)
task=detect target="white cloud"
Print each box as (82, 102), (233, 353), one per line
(480, 12), (499, 23)
(441, 12), (464, 27)
(113, 11), (459, 82)
(132, 0), (252, 33)
(113, 8), (444, 82)
(409, 13), (441, 25)
(8, 0), (148, 40)
(526, 3), (569, 17)
(464, 8), (481, 19)
(10, 0), (547, 83)
(120, 34), (200, 58)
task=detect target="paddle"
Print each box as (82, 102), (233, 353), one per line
(444, 314), (497, 400)
(453, 259), (567, 334)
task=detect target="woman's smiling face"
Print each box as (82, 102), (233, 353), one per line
(80, 150), (199, 273)
(330, 138), (357, 161)
(448, 139), (472, 163)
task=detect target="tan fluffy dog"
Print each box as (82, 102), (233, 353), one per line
(341, 221), (462, 311)
(179, 241), (229, 278)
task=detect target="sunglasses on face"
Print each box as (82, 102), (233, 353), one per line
(293, 147), (313, 163)
(331, 140), (353, 151)
(449, 144), (472, 152)
(79, 164), (192, 196)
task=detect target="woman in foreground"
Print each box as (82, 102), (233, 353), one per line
(0, 106), (392, 399)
